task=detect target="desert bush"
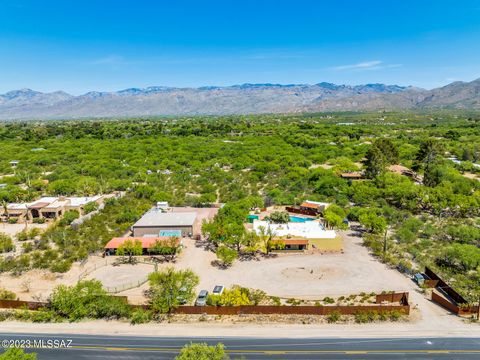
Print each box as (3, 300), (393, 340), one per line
(83, 201), (99, 214)
(49, 280), (130, 321)
(0, 347), (37, 360)
(354, 312), (370, 323)
(58, 210), (79, 226)
(327, 310), (342, 323)
(0, 233), (14, 253)
(130, 308), (152, 324)
(175, 342), (228, 360)
(0, 288), (16, 300)
(322, 297), (335, 304)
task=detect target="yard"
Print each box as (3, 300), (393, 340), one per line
(118, 228), (419, 304)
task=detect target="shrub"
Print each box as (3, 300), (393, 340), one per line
(354, 312), (370, 323)
(322, 297), (335, 304)
(0, 233), (14, 253)
(0, 348), (37, 360)
(286, 298), (301, 306)
(248, 289), (267, 305)
(32, 218), (45, 224)
(217, 286), (251, 306)
(270, 296), (281, 306)
(206, 294), (221, 306)
(175, 342), (228, 360)
(215, 246), (237, 267)
(269, 211), (290, 224)
(83, 201), (99, 214)
(29, 309), (58, 323)
(366, 310), (379, 322)
(327, 310), (342, 323)
(130, 308), (152, 325)
(50, 260), (72, 273)
(388, 310), (403, 321)
(7, 217), (18, 224)
(58, 210), (79, 226)
(378, 311), (389, 321)
(49, 280), (131, 321)
(17, 230), (29, 241)
(0, 288), (16, 300)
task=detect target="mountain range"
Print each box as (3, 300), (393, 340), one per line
(0, 78), (479, 120)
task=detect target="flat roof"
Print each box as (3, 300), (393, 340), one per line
(280, 239), (309, 245)
(105, 237), (180, 249)
(253, 220), (337, 239)
(133, 210), (197, 227)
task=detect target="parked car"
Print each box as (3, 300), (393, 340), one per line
(413, 273), (425, 286)
(212, 285), (224, 296)
(195, 290), (209, 306)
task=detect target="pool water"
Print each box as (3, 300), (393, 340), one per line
(289, 216), (314, 223)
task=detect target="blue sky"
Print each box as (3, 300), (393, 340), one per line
(1, 0), (480, 94)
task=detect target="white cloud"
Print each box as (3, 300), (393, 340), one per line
(331, 60), (402, 71)
(332, 60), (382, 70)
(89, 55), (127, 66)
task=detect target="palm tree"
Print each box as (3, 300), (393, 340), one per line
(258, 225), (277, 255)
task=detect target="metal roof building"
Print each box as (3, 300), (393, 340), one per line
(132, 210), (197, 237)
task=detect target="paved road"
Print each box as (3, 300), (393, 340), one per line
(1, 333), (479, 359)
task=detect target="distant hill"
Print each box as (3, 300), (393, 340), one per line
(0, 79), (479, 120)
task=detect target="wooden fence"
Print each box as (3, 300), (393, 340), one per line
(285, 206), (318, 217)
(425, 267), (468, 305)
(0, 293), (410, 316)
(172, 304), (409, 316)
(425, 267), (478, 317)
(431, 291), (479, 316)
(376, 292), (409, 305)
(0, 300), (47, 310)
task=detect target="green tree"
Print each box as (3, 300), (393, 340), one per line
(359, 210), (387, 234)
(0, 348), (37, 360)
(116, 239), (143, 263)
(323, 205), (348, 230)
(149, 237), (180, 261)
(438, 243), (480, 272)
(416, 139), (444, 168)
(175, 343), (228, 360)
(147, 268), (199, 313)
(364, 146), (387, 179)
(49, 280), (130, 321)
(268, 211), (290, 224)
(257, 225), (283, 254)
(216, 246), (238, 267)
(374, 138), (399, 164)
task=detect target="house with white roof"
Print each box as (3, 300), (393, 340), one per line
(1, 195), (106, 222)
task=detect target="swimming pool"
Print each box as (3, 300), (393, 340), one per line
(289, 216), (314, 223)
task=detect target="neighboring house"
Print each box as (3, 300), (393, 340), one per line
(387, 164), (421, 182)
(9, 160), (19, 168)
(104, 236), (181, 255)
(131, 209), (197, 237)
(279, 239), (309, 251)
(299, 200), (330, 214)
(253, 220), (336, 240)
(0, 195), (105, 222)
